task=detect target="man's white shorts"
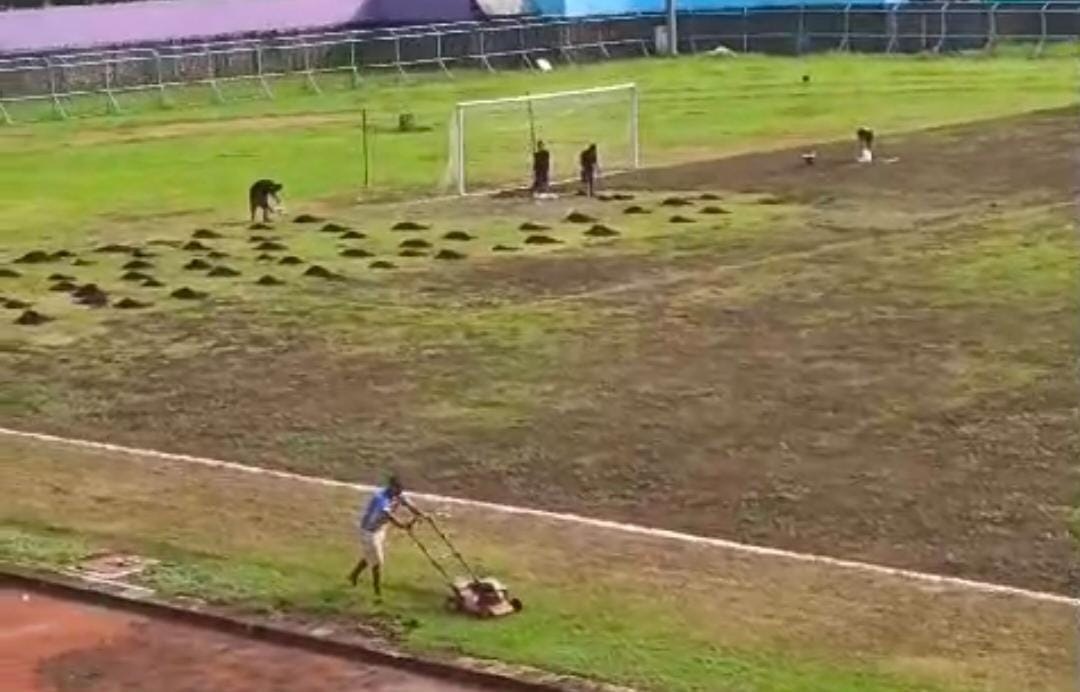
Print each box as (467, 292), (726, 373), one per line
(359, 527), (387, 566)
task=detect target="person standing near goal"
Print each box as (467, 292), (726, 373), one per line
(579, 144), (599, 197)
(531, 140), (551, 196)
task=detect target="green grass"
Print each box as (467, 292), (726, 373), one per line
(0, 52), (1074, 239)
(3, 436), (1072, 692)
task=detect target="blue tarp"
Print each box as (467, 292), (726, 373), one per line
(531, 0), (894, 16)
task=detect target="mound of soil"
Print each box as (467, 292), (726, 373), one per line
(611, 193), (635, 201)
(319, 223), (349, 234)
(183, 259), (211, 271)
(72, 259), (94, 267)
(660, 196), (692, 207)
(585, 224), (620, 237)
(142, 278), (165, 288)
(94, 244), (137, 255)
(278, 256), (303, 266)
(148, 239), (182, 248)
(249, 235), (271, 243)
(623, 205), (651, 215)
(255, 253), (276, 262)
(255, 275), (284, 286)
(51, 250), (74, 260)
(48, 273), (74, 282)
(207, 251), (229, 260)
(757, 195), (784, 205)
(15, 309), (51, 326)
(519, 221), (550, 231)
(114, 298), (150, 310)
(207, 266), (240, 278)
(525, 234), (563, 245)
(303, 265), (341, 280)
(293, 214), (323, 224)
(699, 192), (721, 201)
(443, 231), (473, 241)
(340, 231), (366, 240)
(669, 215), (696, 224)
(73, 284), (108, 307)
(182, 240), (211, 252)
(120, 271), (153, 283)
(15, 250), (53, 264)
(249, 222), (272, 231)
(0, 268), (21, 278)
(49, 280), (78, 292)
(256, 241), (287, 252)
(132, 248), (155, 259)
(392, 221), (430, 231)
(170, 287), (206, 300)
(564, 211), (596, 224)
(399, 238), (431, 249)
(123, 259), (154, 270)
(4, 298), (30, 310)
(434, 249), (466, 260)
(700, 206), (730, 215)
(340, 248), (373, 258)
(398, 249), (427, 258)
(192, 229), (222, 240)
(492, 244), (519, 252)
(369, 260), (396, 270)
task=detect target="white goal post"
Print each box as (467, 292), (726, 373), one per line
(444, 83), (640, 196)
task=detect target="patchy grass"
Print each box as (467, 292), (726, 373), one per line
(1, 435), (1073, 692)
(0, 52), (1074, 238)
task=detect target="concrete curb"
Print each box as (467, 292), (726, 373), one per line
(0, 565), (627, 692)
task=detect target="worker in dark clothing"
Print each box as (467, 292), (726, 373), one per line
(531, 140), (551, 196)
(579, 144), (598, 197)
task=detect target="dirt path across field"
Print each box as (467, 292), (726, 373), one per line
(0, 589), (482, 692)
(611, 105), (1080, 207)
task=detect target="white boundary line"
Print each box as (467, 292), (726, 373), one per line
(2, 426), (1077, 609)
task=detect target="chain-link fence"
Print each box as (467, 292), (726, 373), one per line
(1, 3), (1077, 123)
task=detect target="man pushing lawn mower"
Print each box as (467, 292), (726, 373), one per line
(348, 474), (522, 617)
(348, 474), (422, 600)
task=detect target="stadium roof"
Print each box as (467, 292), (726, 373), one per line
(0, 0), (480, 54)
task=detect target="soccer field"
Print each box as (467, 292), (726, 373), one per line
(1, 52), (1078, 691)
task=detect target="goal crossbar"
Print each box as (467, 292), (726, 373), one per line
(455, 82), (638, 109)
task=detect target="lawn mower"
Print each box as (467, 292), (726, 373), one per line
(406, 515), (523, 619)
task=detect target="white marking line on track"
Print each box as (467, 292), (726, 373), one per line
(3, 426), (1077, 609)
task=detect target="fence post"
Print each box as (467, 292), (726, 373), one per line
(205, 44), (224, 103)
(44, 57), (68, 120)
(152, 48), (168, 107)
(839, 3), (851, 52)
(886, 5), (898, 54)
(349, 39), (362, 87)
(796, 5), (806, 55)
(255, 45), (273, 99)
(103, 58), (121, 114)
(435, 31), (453, 77)
(982, 3), (996, 53)
(742, 7), (750, 53)
(0, 100), (11, 126)
(933, 2), (949, 53)
(478, 28), (497, 71)
(1035, 2), (1050, 57)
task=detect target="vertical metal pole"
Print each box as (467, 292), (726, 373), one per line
(667, 0), (678, 56)
(630, 84), (640, 169)
(455, 104), (466, 196)
(361, 108), (370, 189)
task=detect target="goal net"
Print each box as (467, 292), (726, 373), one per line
(443, 83), (639, 196)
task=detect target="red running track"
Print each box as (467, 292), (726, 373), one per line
(0, 588), (485, 692)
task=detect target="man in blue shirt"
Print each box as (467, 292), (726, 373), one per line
(348, 475), (422, 598)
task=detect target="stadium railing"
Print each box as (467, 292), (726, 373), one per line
(0, 3), (1077, 122)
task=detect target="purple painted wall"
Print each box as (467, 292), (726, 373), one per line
(0, 0), (479, 54)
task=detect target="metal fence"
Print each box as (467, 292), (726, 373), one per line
(1, 2), (1077, 122)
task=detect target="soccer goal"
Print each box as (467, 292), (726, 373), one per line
(443, 83), (639, 196)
